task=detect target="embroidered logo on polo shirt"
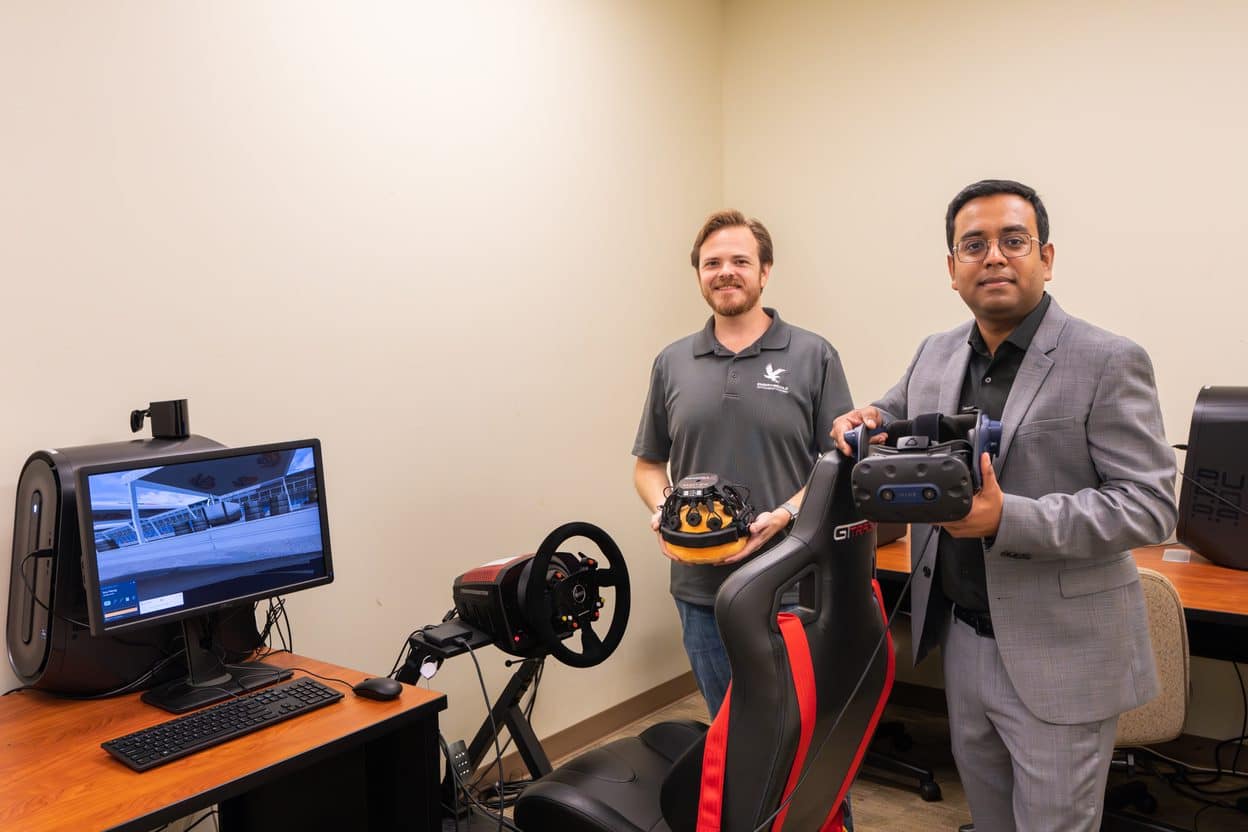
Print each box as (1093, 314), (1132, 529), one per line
(757, 363), (790, 394)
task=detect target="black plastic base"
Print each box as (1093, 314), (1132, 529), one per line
(141, 660), (292, 713)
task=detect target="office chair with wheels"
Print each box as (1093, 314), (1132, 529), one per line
(863, 713), (942, 801)
(514, 450), (894, 831)
(1103, 568), (1191, 831)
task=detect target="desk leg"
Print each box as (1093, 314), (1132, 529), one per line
(218, 715), (440, 831)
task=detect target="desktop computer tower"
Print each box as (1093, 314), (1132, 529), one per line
(6, 435), (238, 693)
(1177, 386), (1248, 570)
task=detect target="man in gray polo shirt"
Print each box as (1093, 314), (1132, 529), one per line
(632, 210), (853, 721)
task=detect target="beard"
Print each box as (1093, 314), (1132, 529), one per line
(702, 280), (761, 317)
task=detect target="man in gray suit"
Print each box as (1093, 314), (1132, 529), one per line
(832, 179), (1176, 832)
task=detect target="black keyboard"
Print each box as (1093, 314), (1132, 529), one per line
(102, 677), (344, 772)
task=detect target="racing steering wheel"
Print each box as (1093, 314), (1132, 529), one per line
(522, 522), (631, 668)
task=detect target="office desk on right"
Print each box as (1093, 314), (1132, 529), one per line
(874, 537), (1248, 663)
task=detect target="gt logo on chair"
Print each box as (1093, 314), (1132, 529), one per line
(832, 519), (874, 542)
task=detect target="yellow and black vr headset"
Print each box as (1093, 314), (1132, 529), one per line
(659, 474), (755, 564)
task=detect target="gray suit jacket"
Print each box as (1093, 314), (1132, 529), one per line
(873, 298), (1176, 724)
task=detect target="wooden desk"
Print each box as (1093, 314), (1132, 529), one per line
(874, 536), (911, 581)
(874, 536), (1248, 662)
(0, 653), (447, 832)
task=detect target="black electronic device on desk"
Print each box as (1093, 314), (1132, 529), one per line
(6, 400), (262, 696)
(102, 676), (343, 771)
(75, 438), (334, 712)
(1177, 385), (1248, 570)
(847, 410), (1002, 524)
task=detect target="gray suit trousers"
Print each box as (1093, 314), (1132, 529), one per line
(943, 609), (1118, 832)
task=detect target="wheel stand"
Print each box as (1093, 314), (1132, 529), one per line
(399, 627), (553, 821)
(449, 657), (551, 795)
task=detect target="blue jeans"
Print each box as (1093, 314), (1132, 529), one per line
(673, 598), (854, 830)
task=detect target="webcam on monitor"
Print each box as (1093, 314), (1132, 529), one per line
(130, 399), (190, 439)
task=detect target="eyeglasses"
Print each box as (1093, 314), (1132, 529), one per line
(952, 234), (1040, 263)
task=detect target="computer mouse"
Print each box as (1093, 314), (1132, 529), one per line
(352, 676), (403, 701)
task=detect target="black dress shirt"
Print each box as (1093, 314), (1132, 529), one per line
(938, 293), (1052, 613)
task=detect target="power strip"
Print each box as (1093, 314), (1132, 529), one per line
(447, 739), (472, 781)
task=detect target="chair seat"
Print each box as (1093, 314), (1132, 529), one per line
(514, 720), (707, 832)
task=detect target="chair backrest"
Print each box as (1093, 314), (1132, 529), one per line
(1115, 568), (1190, 746)
(659, 451), (894, 832)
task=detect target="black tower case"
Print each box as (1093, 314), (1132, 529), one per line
(6, 435), (229, 693)
(1177, 386), (1248, 571)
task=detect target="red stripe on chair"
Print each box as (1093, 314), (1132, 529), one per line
(694, 584), (894, 832)
(821, 579), (896, 830)
(772, 612), (816, 831)
(696, 681), (732, 832)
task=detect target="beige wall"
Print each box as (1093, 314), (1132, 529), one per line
(3, 0), (1245, 754)
(723, 0), (1248, 739)
(0, 1), (723, 744)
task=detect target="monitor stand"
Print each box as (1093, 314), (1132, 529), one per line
(141, 616), (292, 713)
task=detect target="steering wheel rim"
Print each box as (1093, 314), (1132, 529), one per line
(523, 522), (630, 668)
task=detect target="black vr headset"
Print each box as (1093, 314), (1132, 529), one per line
(846, 410), (1003, 523)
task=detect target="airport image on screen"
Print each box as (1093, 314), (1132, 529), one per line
(78, 440), (333, 711)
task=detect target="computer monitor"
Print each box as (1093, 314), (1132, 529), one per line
(1177, 386), (1248, 570)
(76, 439), (333, 711)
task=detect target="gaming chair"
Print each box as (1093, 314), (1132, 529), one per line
(514, 450), (894, 831)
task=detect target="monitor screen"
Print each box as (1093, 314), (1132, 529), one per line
(77, 439), (333, 635)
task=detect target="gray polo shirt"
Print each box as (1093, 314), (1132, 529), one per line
(633, 308), (853, 605)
